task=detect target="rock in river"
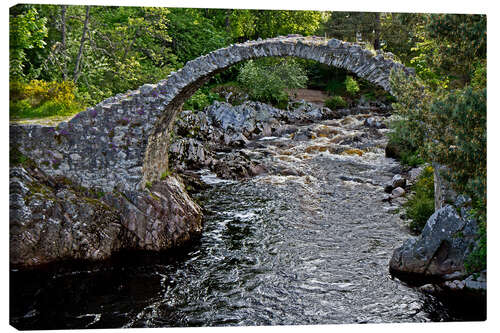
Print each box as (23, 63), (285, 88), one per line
(389, 205), (479, 284)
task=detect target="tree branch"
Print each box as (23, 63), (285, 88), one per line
(73, 6), (90, 83)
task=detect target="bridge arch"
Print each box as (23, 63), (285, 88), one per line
(12, 36), (414, 193)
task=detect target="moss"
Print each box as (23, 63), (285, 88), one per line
(149, 191), (161, 201)
(160, 168), (172, 180)
(145, 181), (152, 189)
(10, 145), (28, 167)
(10, 145), (37, 169)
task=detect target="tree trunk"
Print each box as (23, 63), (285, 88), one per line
(373, 12), (381, 50)
(61, 5), (67, 80)
(73, 6), (90, 83)
(225, 9), (232, 32)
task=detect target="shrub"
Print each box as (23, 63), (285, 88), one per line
(237, 58), (307, 107)
(326, 79), (345, 96)
(344, 75), (360, 96)
(184, 88), (223, 111)
(10, 80), (83, 119)
(425, 87), (486, 216)
(405, 166), (435, 233)
(325, 95), (347, 109)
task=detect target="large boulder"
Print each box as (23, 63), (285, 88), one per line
(389, 204), (479, 284)
(10, 166), (123, 267)
(10, 163), (203, 268)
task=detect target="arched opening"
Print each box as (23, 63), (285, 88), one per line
(141, 36), (413, 188)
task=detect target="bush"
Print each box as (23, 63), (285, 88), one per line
(344, 75), (360, 96)
(10, 80), (83, 119)
(325, 95), (347, 109)
(326, 79), (346, 96)
(386, 119), (424, 166)
(183, 88), (223, 111)
(425, 87), (486, 216)
(405, 166), (435, 233)
(237, 58), (307, 107)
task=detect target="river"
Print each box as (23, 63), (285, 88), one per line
(10, 111), (473, 329)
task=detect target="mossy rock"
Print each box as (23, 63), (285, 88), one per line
(385, 140), (402, 159)
(342, 148), (363, 156)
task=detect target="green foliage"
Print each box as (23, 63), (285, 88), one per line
(389, 69), (433, 153)
(465, 217), (486, 273)
(167, 8), (230, 63)
(160, 168), (172, 180)
(238, 58), (307, 107)
(344, 75), (360, 96)
(230, 10), (323, 40)
(410, 14), (486, 88)
(210, 82), (248, 105)
(320, 12), (379, 44)
(471, 61), (486, 90)
(387, 119), (425, 167)
(9, 6), (48, 79)
(10, 145), (29, 167)
(324, 96), (347, 109)
(184, 88), (224, 111)
(390, 68), (486, 272)
(326, 79), (345, 96)
(404, 166), (435, 233)
(425, 87), (486, 217)
(400, 151), (424, 167)
(10, 80), (83, 119)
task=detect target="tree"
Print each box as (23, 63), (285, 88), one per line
(73, 5), (90, 83)
(9, 5), (48, 79)
(229, 9), (323, 41)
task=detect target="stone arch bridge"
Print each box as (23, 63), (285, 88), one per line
(12, 36), (414, 194)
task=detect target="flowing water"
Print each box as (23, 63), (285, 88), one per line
(10, 113), (470, 329)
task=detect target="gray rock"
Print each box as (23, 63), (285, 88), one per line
(391, 187), (405, 198)
(408, 166), (424, 183)
(364, 117), (387, 129)
(389, 205), (480, 284)
(10, 165), (202, 268)
(418, 284), (436, 294)
(327, 38), (342, 48)
(391, 174), (406, 189)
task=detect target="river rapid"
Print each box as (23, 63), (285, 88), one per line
(10, 108), (469, 329)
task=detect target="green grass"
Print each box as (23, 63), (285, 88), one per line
(10, 99), (83, 120)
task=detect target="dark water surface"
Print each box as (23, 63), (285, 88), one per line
(10, 115), (478, 329)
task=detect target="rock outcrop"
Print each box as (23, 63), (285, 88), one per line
(10, 162), (202, 268)
(168, 100), (343, 179)
(389, 204), (479, 284)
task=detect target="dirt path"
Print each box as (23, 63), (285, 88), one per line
(287, 88), (329, 106)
